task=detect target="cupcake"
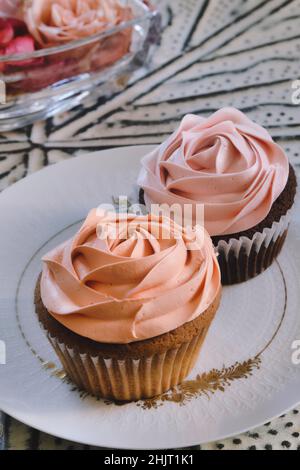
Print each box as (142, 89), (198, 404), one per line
(138, 108), (297, 285)
(36, 210), (221, 401)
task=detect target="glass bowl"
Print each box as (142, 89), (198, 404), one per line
(0, 0), (160, 131)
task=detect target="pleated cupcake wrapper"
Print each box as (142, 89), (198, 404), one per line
(215, 210), (292, 285)
(47, 322), (211, 401)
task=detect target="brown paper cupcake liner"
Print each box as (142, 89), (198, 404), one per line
(48, 319), (213, 402)
(215, 210), (291, 285)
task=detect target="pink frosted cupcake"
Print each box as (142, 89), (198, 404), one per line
(138, 108), (296, 284)
(36, 211), (221, 401)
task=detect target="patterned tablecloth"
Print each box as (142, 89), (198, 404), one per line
(1, 0), (300, 451)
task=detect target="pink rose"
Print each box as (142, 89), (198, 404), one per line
(24, 0), (133, 48)
(0, 18), (14, 46)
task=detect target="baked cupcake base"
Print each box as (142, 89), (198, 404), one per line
(215, 225), (289, 285)
(35, 279), (221, 401)
(139, 165), (297, 285)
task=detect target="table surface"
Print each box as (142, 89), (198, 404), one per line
(1, 0), (300, 450)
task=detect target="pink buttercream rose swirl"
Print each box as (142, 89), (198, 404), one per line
(138, 108), (289, 236)
(41, 210), (220, 344)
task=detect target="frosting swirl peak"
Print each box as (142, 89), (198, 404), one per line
(138, 108), (289, 236)
(41, 210), (220, 344)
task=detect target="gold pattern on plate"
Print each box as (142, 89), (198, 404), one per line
(41, 361), (66, 379)
(53, 369), (67, 380)
(41, 361), (56, 370)
(16, 313), (67, 380)
(138, 357), (261, 410)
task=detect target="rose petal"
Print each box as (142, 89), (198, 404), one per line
(0, 19), (14, 46)
(4, 36), (37, 67)
(5, 35), (35, 56)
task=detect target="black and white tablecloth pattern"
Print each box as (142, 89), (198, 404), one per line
(1, 0), (300, 450)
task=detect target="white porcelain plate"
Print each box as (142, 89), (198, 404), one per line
(0, 146), (300, 449)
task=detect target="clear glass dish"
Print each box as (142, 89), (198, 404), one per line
(0, 0), (160, 131)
